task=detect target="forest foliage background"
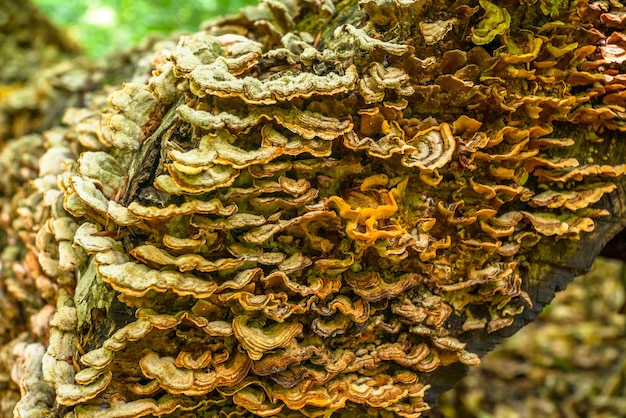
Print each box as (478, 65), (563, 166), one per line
(32, 0), (257, 57)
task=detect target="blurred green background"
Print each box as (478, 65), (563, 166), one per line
(32, 0), (258, 57)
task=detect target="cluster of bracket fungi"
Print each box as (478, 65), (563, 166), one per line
(4, 0), (626, 417)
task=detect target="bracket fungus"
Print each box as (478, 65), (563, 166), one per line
(4, 0), (626, 417)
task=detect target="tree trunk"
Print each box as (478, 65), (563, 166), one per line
(4, 0), (626, 417)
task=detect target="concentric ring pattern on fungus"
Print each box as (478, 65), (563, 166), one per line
(16, 0), (626, 417)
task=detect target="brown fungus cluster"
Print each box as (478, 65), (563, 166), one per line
(6, 0), (626, 417)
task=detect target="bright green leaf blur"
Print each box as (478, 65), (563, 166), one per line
(33, 0), (258, 57)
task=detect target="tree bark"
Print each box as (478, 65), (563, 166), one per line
(3, 0), (626, 417)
